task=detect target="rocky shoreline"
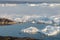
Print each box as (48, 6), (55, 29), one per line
(0, 36), (38, 40)
(0, 18), (16, 25)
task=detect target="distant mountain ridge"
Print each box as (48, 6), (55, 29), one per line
(0, 1), (60, 4)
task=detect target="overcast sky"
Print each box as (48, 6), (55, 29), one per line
(0, 0), (60, 2)
(0, 0), (60, 16)
(0, 4), (60, 16)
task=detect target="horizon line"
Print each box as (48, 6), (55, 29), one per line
(0, 1), (60, 4)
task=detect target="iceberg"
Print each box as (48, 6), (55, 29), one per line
(21, 25), (60, 36)
(37, 20), (52, 25)
(41, 25), (60, 36)
(21, 27), (39, 34)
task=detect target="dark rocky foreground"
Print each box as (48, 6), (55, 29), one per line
(0, 36), (38, 40)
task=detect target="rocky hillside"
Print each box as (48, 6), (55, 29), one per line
(0, 18), (16, 25)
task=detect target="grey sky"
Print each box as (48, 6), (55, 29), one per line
(0, 0), (60, 2)
(0, 4), (60, 16)
(0, 0), (60, 16)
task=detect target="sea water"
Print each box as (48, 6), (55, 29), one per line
(0, 22), (60, 40)
(0, 22), (46, 39)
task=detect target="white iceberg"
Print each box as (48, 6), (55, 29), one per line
(32, 21), (35, 24)
(28, 4), (39, 7)
(41, 25), (60, 36)
(21, 27), (39, 34)
(38, 20), (52, 25)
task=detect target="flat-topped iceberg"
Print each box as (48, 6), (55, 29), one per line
(37, 20), (52, 25)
